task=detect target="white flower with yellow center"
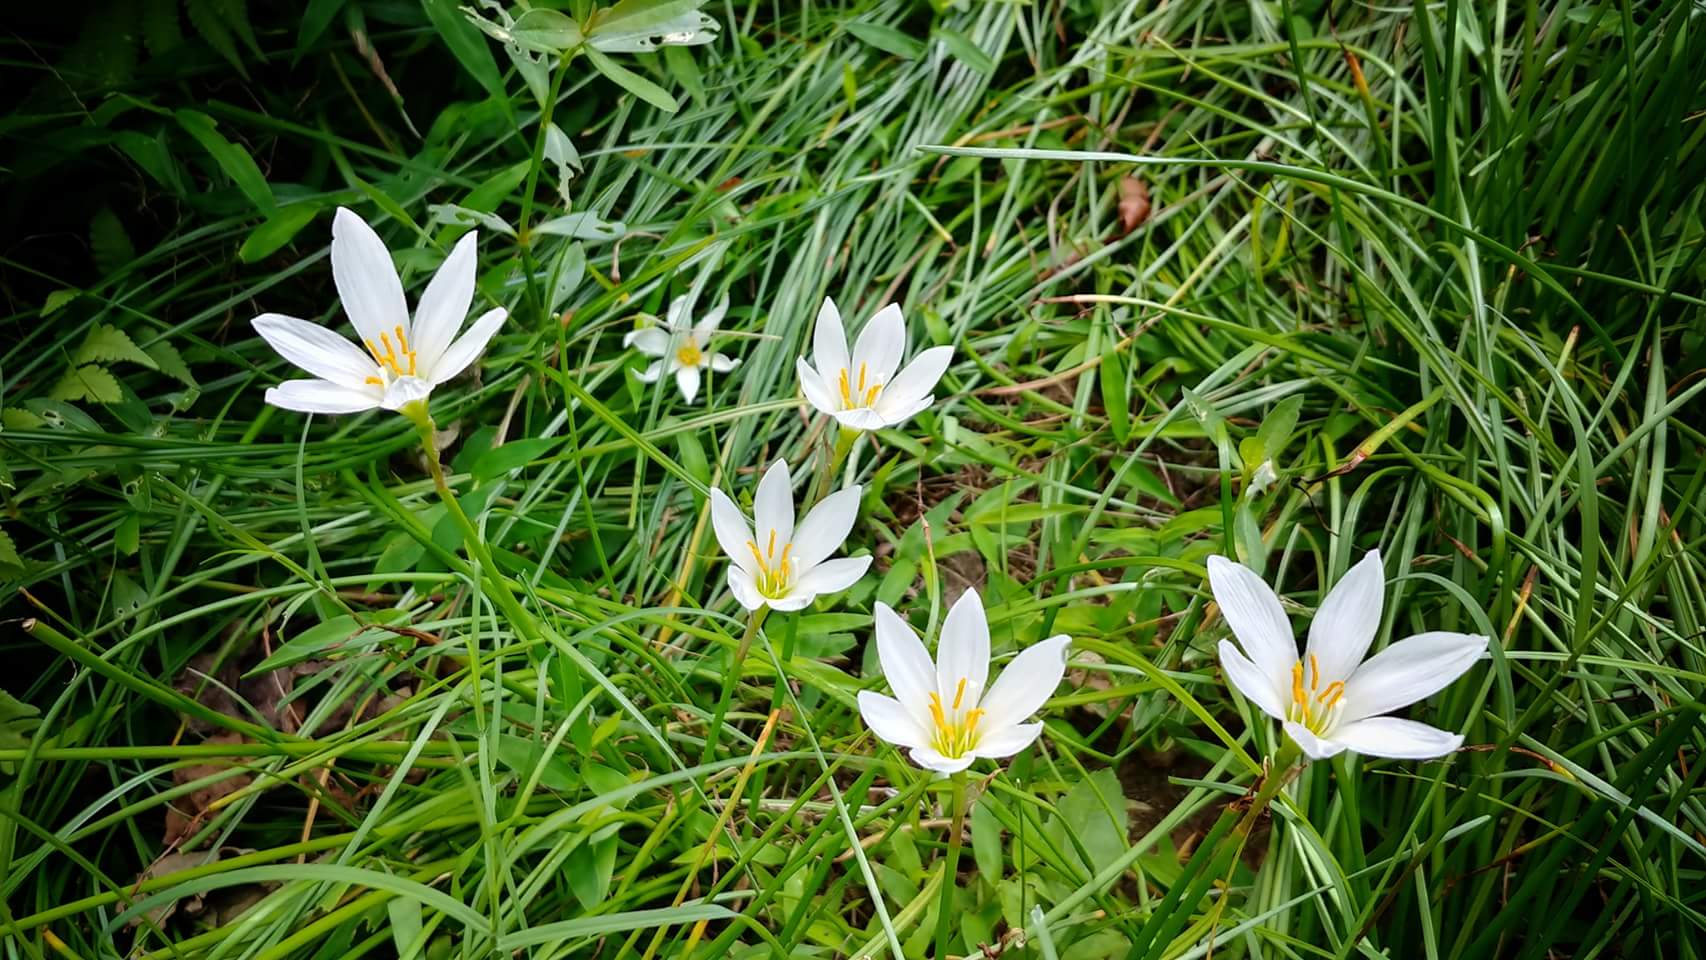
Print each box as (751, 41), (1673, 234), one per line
(1210, 551), (1490, 760)
(857, 591), (1070, 775)
(709, 459), (870, 612)
(795, 297), (952, 431)
(625, 294), (740, 403)
(250, 208), (506, 414)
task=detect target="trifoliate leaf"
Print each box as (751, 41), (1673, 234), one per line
(147, 341), (198, 387)
(50, 365), (124, 404)
(76, 324), (158, 369)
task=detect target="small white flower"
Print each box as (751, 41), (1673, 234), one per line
(709, 459), (871, 612)
(625, 294), (741, 403)
(1210, 551), (1489, 761)
(795, 297), (952, 431)
(250, 208), (506, 415)
(857, 591), (1070, 775)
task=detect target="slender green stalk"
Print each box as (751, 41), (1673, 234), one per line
(699, 607), (768, 764)
(934, 772), (969, 959)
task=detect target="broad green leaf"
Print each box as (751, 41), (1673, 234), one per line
(846, 21), (925, 60)
(422, 0), (505, 101)
(175, 108), (275, 213)
(588, 1), (718, 52)
(42, 289), (79, 317)
(245, 614), (402, 675)
(239, 204), (321, 262)
(1100, 347), (1130, 443)
(0, 689), (41, 749)
(933, 27), (995, 74)
(147, 341), (198, 387)
(584, 47), (677, 112)
(471, 437), (562, 482)
(91, 208), (136, 275)
(532, 212), (626, 241)
(76, 324), (158, 369)
(388, 898), (424, 960)
(50, 365), (124, 404)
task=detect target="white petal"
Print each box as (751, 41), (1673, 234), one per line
(675, 366), (701, 402)
(1306, 550), (1387, 685)
(1341, 631), (1489, 724)
(788, 484), (862, 571)
(695, 294), (729, 334)
(379, 376), (433, 411)
(665, 295), (691, 331)
(813, 297), (849, 377)
(909, 745), (975, 775)
(752, 460), (795, 555)
(1218, 640), (1287, 722)
(709, 489), (756, 575)
(858, 691), (928, 750)
(850, 303), (906, 387)
(708, 353), (739, 373)
(797, 358), (838, 415)
(1329, 717), (1464, 759)
(252, 313), (378, 389)
(330, 207), (409, 349)
(872, 395), (932, 429)
(829, 407), (889, 432)
(635, 360), (664, 383)
(726, 566), (765, 611)
(1206, 556), (1296, 698)
(790, 555), (870, 599)
(411, 231), (477, 370)
(976, 635), (1070, 731)
(264, 378), (381, 414)
(872, 602), (938, 730)
(971, 721), (1043, 759)
(766, 590), (816, 612)
(1284, 721), (1345, 760)
(428, 307), (506, 385)
(935, 590), (990, 709)
(625, 327), (670, 356)
(875, 345), (951, 419)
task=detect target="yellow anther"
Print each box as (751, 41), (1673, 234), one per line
(766, 530), (776, 556)
(952, 678), (968, 710)
(857, 362), (868, 392)
(1319, 681), (1345, 707)
(676, 339), (703, 367)
(1291, 662), (1306, 705)
(1308, 653), (1320, 690)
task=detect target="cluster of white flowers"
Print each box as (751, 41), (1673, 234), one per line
(252, 211), (1487, 777)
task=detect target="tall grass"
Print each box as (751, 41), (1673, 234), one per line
(1, 1), (1702, 957)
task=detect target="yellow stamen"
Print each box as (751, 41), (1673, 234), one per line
(1309, 653), (1320, 689)
(1291, 662), (1305, 704)
(676, 339), (703, 367)
(857, 362), (868, 392)
(365, 376), (383, 386)
(838, 369), (853, 407)
(1319, 681), (1345, 706)
(951, 678), (967, 710)
(767, 529), (776, 557)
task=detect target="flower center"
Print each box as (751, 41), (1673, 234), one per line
(364, 324), (418, 385)
(836, 363), (882, 410)
(745, 529), (793, 598)
(1287, 653), (1346, 735)
(675, 339), (704, 368)
(927, 677), (985, 758)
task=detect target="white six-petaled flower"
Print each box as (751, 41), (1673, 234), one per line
(796, 297), (952, 431)
(625, 294), (741, 402)
(250, 208), (506, 415)
(1210, 551), (1489, 761)
(857, 591), (1070, 775)
(709, 460), (870, 612)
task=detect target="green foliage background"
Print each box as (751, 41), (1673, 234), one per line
(2, 0), (1704, 957)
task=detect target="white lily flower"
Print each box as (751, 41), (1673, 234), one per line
(857, 591), (1070, 775)
(625, 294), (741, 403)
(709, 459), (871, 612)
(795, 297), (952, 431)
(1210, 551), (1489, 761)
(250, 208), (507, 415)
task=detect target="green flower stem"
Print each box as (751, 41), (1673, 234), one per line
(816, 426), (858, 500)
(934, 771), (969, 959)
(699, 606), (769, 765)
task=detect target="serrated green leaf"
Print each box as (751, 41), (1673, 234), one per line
(50, 365), (124, 404)
(76, 324), (158, 369)
(846, 21), (925, 60)
(239, 204), (320, 262)
(42, 289), (79, 317)
(91, 208), (136, 275)
(142, 0), (185, 57)
(147, 341), (198, 387)
(186, 0), (249, 78)
(0, 526), (20, 569)
(176, 108), (275, 213)
(584, 47), (677, 112)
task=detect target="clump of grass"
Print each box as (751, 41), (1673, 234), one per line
(2, 1), (1702, 958)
